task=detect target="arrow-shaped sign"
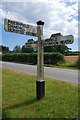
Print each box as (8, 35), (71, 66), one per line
(4, 18), (38, 37)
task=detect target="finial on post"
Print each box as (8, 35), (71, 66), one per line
(37, 20), (44, 26)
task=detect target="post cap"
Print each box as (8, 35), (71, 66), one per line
(37, 20), (44, 25)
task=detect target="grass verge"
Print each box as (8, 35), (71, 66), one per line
(2, 68), (78, 118)
(44, 62), (80, 70)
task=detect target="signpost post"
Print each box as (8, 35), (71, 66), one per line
(36, 21), (45, 100)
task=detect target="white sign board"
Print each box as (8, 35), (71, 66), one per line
(48, 33), (74, 45)
(4, 18), (37, 37)
(50, 33), (62, 41)
(62, 35), (74, 44)
(44, 34), (74, 46)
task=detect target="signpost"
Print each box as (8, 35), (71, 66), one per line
(4, 18), (45, 100)
(4, 18), (37, 37)
(4, 18), (74, 100)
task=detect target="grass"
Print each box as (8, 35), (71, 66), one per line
(0, 68), (2, 118)
(44, 62), (80, 70)
(2, 68), (78, 118)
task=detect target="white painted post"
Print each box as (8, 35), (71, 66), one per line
(36, 20), (45, 100)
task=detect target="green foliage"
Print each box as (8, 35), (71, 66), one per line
(44, 46), (56, 52)
(44, 52), (64, 65)
(2, 53), (37, 64)
(66, 51), (80, 56)
(0, 54), (2, 60)
(21, 45), (26, 52)
(0, 45), (9, 53)
(75, 60), (80, 69)
(55, 59), (80, 70)
(2, 52), (64, 65)
(44, 45), (71, 55)
(21, 45), (33, 53)
(55, 45), (71, 55)
(13, 45), (21, 53)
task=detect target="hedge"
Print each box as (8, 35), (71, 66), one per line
(0, 54), (2, 60)
(44, 52), (64, 65)
(1, 52), (64, 65)
(75, 59), (80, 69)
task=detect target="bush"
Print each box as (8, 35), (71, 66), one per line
(76, 59), (80, 69)
(0, 54), (2, 61)
(2, 53), (37, 65)
(44, 52), (64, 65)
(2, 52), (64, 65)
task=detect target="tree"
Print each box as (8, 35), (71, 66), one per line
(44, 44), (71, 55)
(21, 45), (26, 53)
(21, 45), (33, 53)
(56, 45), (71, 55)
(44, 46), (57, 52)
(0, 45), (9, 53)
(13, 45), (21, 53)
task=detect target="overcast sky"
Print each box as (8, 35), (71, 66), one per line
(0, 0), (80, 51)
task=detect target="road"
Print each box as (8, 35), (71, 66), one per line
(1, 61), (79, 84)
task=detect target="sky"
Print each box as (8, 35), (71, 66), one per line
(0, 0), (80, 51)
